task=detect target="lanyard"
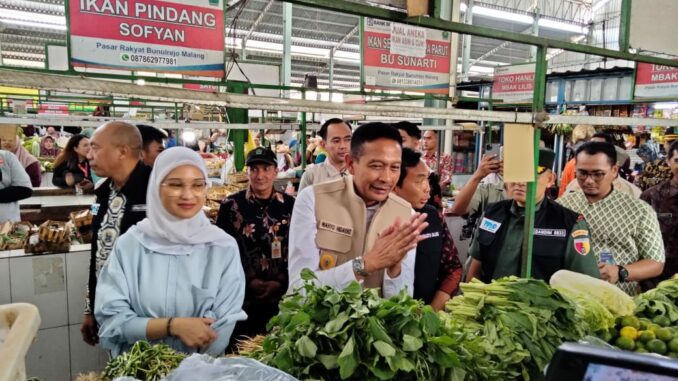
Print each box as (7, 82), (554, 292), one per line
(77, 161), (89, 177)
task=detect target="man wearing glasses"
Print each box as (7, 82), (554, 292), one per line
(558, 142), (664, 296)
(466, 149), (599, 283)
(216, 148), (295, 349)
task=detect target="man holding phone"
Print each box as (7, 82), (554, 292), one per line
(447, 148), (506, 219)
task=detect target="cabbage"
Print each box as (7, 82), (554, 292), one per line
(549, 270), (635, 317)
(556, 288), (616, 333)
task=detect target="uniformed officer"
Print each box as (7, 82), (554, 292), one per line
(466, 149), (600, 283)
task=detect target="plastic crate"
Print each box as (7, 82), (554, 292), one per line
(0, 303), (41, 381)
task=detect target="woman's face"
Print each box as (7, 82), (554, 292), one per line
(74, 138), (90, 158)
(159, 165), (207, 219)
(44, 138), (54, 150)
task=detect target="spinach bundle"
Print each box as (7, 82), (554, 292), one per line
(250, 269), (466, 381)
(441, 277), (585, 380)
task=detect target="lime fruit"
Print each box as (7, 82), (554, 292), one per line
(647, 339), (668, 355)
(621, 316), (641, 329)
(656, 328), (673, 342)
(638, 330), (656, 343)
(615, 336), (635, 351)
(668, 338), (678, 353)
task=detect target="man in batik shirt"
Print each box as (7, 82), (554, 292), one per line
(216, 148), (295, 349)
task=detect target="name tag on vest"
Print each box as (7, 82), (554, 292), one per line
(534, 228), (567, 238)
(421, 232), (440, 240)
(479, 217), (501, 233)
(318, 220), (353, 236)
(131, 204), (147, 212)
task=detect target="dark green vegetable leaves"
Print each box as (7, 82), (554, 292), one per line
(249, 269), (465, 381)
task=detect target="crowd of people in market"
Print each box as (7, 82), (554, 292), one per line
(0, 119), (675, 359)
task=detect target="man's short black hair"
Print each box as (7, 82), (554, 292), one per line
(592, 132), (614, 144)
(350, 122), (402, 158)
(668, 140), (678, 160)
(575, 141), (617, 166)
(319, 118), (351, 140)
(137, 124), (166, 150)
(397, 147), (422, 187)
(393, 121), (421, 140)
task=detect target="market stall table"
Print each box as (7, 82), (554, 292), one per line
(20, 194), (95, 225)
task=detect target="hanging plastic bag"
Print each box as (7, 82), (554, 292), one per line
(163, 354), (298, 381)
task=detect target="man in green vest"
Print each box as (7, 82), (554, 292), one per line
(466, 149), (600, 283)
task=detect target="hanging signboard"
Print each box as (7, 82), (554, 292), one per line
(634, 62), (678, 99)
(68, 0), (225, 77)
(630, 0), (678, 57)
(38, 105), (69, 115)
(361, 17), (451, 94)
(492, 63), (536, 104)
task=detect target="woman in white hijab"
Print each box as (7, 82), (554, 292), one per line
(95, 147), (246, 357)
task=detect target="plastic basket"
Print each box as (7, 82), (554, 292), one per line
(0, 303), (41, 381)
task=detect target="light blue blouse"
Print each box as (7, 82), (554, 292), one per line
(94, 226), (247, 357)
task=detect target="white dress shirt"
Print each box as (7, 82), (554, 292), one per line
(288, 186), (415, 297)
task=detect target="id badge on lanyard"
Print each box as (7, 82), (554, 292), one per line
(271, 223), (282, 259)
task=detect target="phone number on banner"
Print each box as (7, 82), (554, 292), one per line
(120, 54), (177, 66)
(390, 77), (423, 86)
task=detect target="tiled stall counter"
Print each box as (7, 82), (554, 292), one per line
(1, 245), (109, 381)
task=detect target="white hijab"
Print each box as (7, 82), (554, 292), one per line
(135, 147), (234, 253)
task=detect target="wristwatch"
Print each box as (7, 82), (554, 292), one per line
(352, 257), (369, 277)
(618, 265), (629, 282)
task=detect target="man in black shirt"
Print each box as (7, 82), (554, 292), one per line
(81, 122), (151, 346)
(394, 148), (463, 310)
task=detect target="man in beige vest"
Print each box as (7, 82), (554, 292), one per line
(298, 118), (352, 191)
(288, 123), (428, 297)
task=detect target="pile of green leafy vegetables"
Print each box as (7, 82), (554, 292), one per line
(634, 277), (678, 325)
(102, 341), (186, 381)
(440, 277), (585, 380)
(248, 269), (467, 381)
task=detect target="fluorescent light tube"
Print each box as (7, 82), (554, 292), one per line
(473, 6), (533, 24)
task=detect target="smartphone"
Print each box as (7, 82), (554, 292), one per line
(485, 144), (501, 158)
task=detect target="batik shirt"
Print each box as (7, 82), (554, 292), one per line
(84, 183), (126, 313)
(640, 180), (678, 289)
(558, 189), (665, 295)
(216, 187), (295, 306)
(635, 160), (672, 191)
(423, 152), (454, 188)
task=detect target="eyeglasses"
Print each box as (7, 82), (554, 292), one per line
(160, 180), (207, 196)
(575, 169), (608, 181)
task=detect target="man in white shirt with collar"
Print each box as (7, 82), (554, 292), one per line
(298, 118), (352, 191)
(288, 123), (427, 297)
